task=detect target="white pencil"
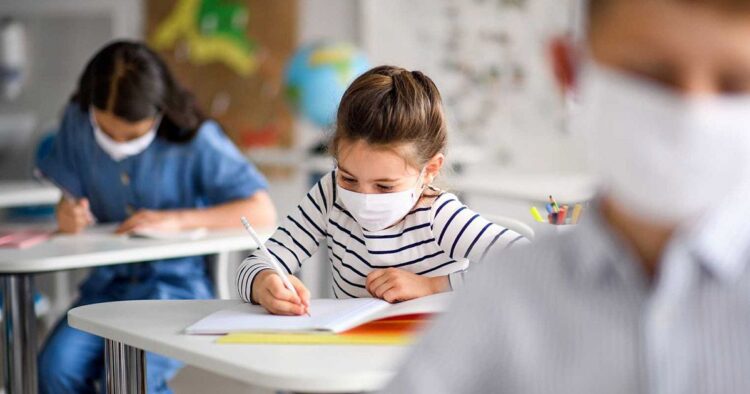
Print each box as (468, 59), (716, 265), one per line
(240, 217), (310, 316)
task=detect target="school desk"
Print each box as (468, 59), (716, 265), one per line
(0, 225), (271, 394)
(69, 299), (407, 393)
(0, 181), (60, 209)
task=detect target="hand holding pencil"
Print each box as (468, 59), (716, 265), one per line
(241, 217), (311, 316)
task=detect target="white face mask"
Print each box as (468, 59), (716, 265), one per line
(337, 171), (425, 232)
(576, 60), (750, 225)
(90, 109), (160, 161)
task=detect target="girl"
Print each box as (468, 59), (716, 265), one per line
(236, 65), (526, 315)
(36, 41), (276, 393)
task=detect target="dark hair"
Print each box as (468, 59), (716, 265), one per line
(330, 65), (447, 168)
(72, 40), (205, 143)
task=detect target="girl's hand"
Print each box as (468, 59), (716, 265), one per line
(252, 270), (311, 316)
(56, 198), (94, 234)
(116, 209), (184, 234)
(366, 268), (450, 303)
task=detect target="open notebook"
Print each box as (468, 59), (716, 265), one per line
(185, 292), (453, 335)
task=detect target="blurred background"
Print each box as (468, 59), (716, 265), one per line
(0, 0), (589, 392)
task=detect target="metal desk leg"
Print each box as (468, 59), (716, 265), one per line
(2, 274), (37, 394)
(104, 339), (146, 394)
(210, 251), (232, 300)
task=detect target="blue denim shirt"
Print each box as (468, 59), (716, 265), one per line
(37, 104), (268, 300)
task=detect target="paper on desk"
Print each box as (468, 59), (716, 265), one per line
(217, 314), (433, 345)
(185, 292), (452, 335)
(217, 332), (414, 345)
(129, 227), (208, 241)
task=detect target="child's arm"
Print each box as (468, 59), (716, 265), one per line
(236, 172), (335, 311)
(430, 194), (528, 290)
(365, 194), (528, 303)
(115, 193), (276, 234)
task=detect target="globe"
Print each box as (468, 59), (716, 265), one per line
(284, 42), (370, 128)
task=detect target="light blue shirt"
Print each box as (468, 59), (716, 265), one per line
(383, 200), (750, 394)
(37, 104), (268, 301)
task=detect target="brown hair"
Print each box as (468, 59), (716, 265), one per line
(330, 65), (447, 169)
(589, 0), (750, 20)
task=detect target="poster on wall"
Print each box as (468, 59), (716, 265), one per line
(360, 0), (582, 171)
(146, 0), (297, 149)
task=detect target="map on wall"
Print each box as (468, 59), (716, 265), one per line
(146, 0), (297, 148)
(361, 0), (576, 168)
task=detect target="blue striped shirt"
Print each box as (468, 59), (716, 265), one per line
(236, 170), (526, 302)
(382, 201), (750, 394)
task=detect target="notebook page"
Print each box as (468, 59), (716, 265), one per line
(129, 227), (208, 241)
(367, 292), (454, 322)
(185, 298), (388, 334)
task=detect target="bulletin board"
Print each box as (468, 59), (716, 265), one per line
(146, 0), (297, 149)
(360, 0), (583, 171)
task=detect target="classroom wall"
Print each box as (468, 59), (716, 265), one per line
(0, 0), (141, 180)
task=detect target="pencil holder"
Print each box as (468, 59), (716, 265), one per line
(530, 221), (577, 237)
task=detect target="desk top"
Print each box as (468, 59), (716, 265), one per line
(0, 225), (270, 274)
(0, 181), (60, 209)
(69, 299), (406, 393)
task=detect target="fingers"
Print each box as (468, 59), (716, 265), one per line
(366, 269), (388, 287)
(252, 271), (309, 316)
(116, 210), (154, 234)
(267, 275), (301, 304)
(259, 274), (307, 316)
(366, 268), (395, 297)
(381, 287), (405, 303)
(264, 296), (307, 316)
(57, 198), (93, 233)
(289, 275), (311, 308)
(371, 277), (398, 299)
(80, 198), (96, 222)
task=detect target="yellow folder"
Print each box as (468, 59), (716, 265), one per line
(217, 332), (414, 346)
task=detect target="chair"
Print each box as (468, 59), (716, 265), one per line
(483, 214), (535, 241)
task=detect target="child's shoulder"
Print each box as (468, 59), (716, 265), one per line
(419, 187), (457, 206)
(189, 120), (226, 146)
(419, 187), (463, 217)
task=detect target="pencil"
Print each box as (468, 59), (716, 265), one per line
(530, 207), (544, 223)
(571, 204), (583, 224)
(241, 217), (310, 317)
(549, 195), (559, 213)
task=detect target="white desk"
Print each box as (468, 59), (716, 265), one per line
(0, 181), (60, 209)
(69, 300), (406, 393)
(0, 225), (271, 394)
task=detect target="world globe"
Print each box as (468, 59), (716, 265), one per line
(284, 42), (370, 127)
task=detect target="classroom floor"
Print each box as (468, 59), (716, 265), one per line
(170, 366), (274, 394)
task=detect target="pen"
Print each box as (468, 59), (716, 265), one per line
(240, 216), (310, 317)
(34, 168), (97, 223)
(530, 207), (544, 223)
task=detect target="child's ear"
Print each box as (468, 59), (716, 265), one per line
(423, 153), (444, 184)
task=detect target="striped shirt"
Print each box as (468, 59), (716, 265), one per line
(382, 199), (750, 394)
(236, 170), (526, 302)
